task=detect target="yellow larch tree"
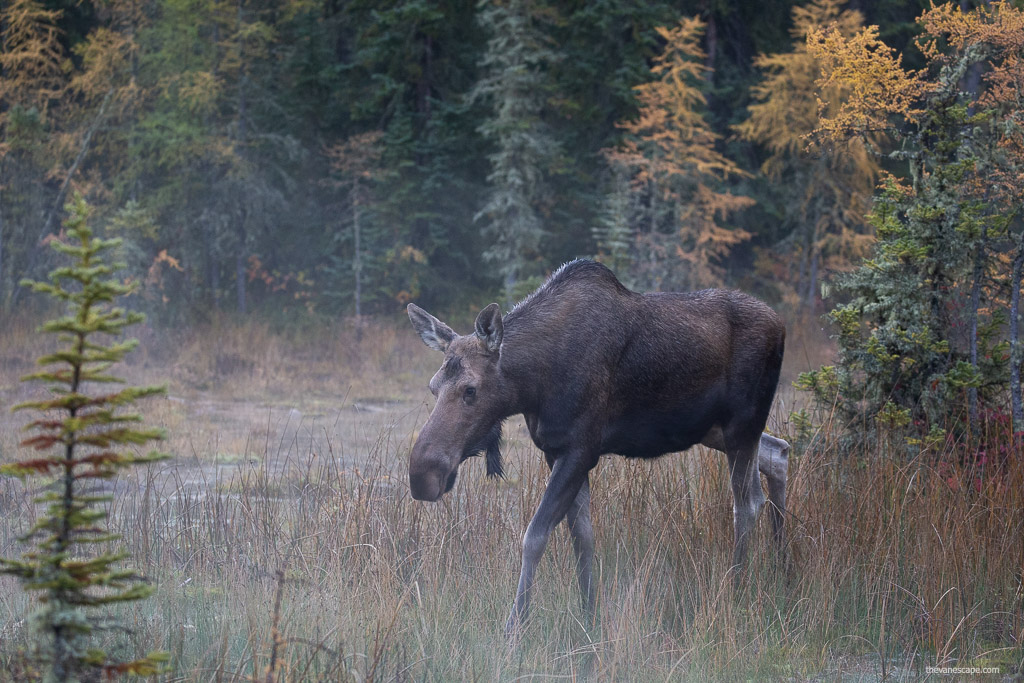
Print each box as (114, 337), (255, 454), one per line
(0, 0), (66, 122)
(69, 0), (151, 191)
(0, 0), (69, 305)
(917, 0), (1024, 110)
(735, 0), (881, 311)
(37, 0), (152, 248)
(805, 22), (927, 144)
(608, 16), (752, 291)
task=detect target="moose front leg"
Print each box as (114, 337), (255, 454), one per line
(506, 455), (590, 638)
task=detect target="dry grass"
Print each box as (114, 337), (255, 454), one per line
(0, 315), (1021, 681)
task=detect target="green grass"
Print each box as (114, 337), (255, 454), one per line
(0, 317), (1021, 681)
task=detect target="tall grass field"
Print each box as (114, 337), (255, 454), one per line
(0, 317), (1020, 681)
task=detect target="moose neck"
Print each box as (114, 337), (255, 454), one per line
(491, 259), (634, 420)
(494, 302), (565, 419)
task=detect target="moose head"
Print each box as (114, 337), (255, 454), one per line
(406, 303), (508, 501)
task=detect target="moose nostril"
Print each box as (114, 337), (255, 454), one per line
(410, 471), (441, 501)
(443, 468), (458, 494)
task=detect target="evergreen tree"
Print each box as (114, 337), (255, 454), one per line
(591, 165), (634, 281)
(330, 0), (484, 309)
(472, 0), (559, 302)
(541, 0), (676, 267)
(0, 0), (996, 321)
(800, 2), (1024, 437)
(1, 194), (168, 681)
(324, 130), (385, 321)
(120, 0), (305, 315)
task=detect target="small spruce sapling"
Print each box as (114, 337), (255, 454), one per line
(0, 194), (169, 681)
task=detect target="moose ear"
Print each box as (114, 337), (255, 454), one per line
(407, 303), (456, 352)
(474, 303), (503, 353)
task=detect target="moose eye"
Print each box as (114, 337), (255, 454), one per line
(463, 386), (477, 404)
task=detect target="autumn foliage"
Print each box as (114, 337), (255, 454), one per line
(608, 16), (752, 291)
(799, 1), (1024, 437)
(736, 0), (880, 309)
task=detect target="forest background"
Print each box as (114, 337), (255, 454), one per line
(6, 0), (1024, 443)
(0, 0), (940, 323)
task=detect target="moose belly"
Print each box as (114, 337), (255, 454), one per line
(600, 409), (718, 460)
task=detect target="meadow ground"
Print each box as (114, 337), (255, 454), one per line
(0, 314), (1020, 681)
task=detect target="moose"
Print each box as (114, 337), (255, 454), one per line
(406, 259), (789, 634)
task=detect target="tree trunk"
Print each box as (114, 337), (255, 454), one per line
(967, 227), (986, 434)
(352, 181), (362, 340)
(704, 12), (717, 73)
(1010, 237), (1024, 434)
(796, 228), (810, 309)
(235, 250), (246, 315)
(803, 222), (820, 311)
(959, 0), (988, 113)
(417, 34), (433, 121)
(0, 15), (7, 307)
(504, 270), (517, 310)
(806, 248), (819, 311)
(41, 89), (114, 242)
(207, 223), (220, 309)
(234, 0), (248, 318)
(0, 186), (5, 307)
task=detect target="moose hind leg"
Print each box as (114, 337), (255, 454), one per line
(565, 476), (596, 620)
(757, 433), (789, 553)
(727, 439), (767, 575)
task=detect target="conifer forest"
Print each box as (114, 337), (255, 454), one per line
(0, 0), (1023, 680)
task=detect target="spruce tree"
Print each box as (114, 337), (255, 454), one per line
(0, 194), (169, 681)
(472, 0), (559, 303)
(591, 166), (634, 281)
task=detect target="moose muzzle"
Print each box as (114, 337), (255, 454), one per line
(408, 441), (457, 501)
